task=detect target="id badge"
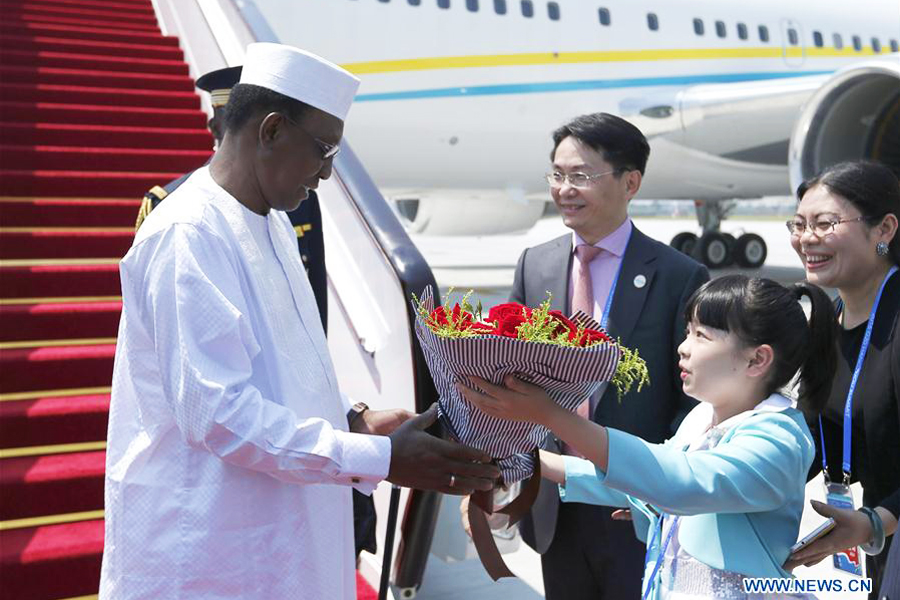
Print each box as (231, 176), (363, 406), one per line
(825, 481), (864, 576)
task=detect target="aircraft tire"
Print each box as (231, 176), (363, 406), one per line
(696, 232), (732, 269)
(734, 233), (768, 269)
(670, 232), (698, 256)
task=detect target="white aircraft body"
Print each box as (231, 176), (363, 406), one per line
(234, 0), (900, 267)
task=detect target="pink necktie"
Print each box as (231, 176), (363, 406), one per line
(563, 244), (604, 456)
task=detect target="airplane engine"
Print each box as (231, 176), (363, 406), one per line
(789, 58), (900, 193)
(390, 191), (547, 236)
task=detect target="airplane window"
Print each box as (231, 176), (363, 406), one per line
(494, 0), (506, 14)
(737, 22), (748, 40)
(647, 13), (658, 31)
(813, 31), (823, 47)
(715, 20), (726, 38)
(521, 0), (533, 18)
(466, 0), (478, 11)
(693, 18), (704, 36)
(872, 38), (882, 52)
(548, 2), (560, 20)
(852, 35), (862, 51)
(833, 33), (843, 49)
(787, 28), (798, 45)
(378, 0), (389, 3)
(598, 7), (610, 26)
(438, 0), (450, 8)
(409, 0), (421, 4)
(759, 25), (769, 42)
(891, 40), (899, 52)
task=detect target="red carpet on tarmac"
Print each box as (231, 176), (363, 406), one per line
(0, 1), (380, 598)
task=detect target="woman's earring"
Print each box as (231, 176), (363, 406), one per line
(876, 241), (889, 257)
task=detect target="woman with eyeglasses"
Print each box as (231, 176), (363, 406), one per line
(783, 161), (899, 598)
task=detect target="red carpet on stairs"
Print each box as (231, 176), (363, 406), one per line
(0, 1), (381, 598)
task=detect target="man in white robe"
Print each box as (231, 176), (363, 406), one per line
(100, 43), (499, 599)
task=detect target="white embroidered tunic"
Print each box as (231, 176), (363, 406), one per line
(99, 167), (391, 599)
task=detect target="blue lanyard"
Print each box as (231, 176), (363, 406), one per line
(818, 265), (898, 481)
(642, 513), (680, 600)
(599, 228), (633, 330)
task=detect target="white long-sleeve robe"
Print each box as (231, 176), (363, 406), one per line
(99, 166), (391, 599)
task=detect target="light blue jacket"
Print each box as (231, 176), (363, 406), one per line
(560, 394), (814, 597)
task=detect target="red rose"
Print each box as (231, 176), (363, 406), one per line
(488, 303), (531, 324)
(547, 310), (578, 337)
(429, 306), (449, 326)
(451, 303), (475, 326)
(577, 328), (611, 347)
(467, 322), (498, 335)
(495, 314), (526, 338)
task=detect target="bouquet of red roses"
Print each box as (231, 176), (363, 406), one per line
(412, 286), (648, 484)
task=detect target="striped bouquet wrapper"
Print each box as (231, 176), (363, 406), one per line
(413, 286), (621, 484)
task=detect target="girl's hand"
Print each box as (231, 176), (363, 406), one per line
(783, 500), (874, 570)
(457, 375), (559, 425)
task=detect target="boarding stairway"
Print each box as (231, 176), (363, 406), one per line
(0, 0), (212, 597)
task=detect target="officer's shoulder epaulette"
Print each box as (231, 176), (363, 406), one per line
(135, 186), (170, 232)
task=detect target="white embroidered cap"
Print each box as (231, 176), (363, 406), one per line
(239, 43), (360, 121)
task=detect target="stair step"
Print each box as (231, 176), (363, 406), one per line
(0, 144), (211, 173)
(0, 122), (212, 150)
(4, 3), (159, 26)
(0, 393), (110, 448)
(0, 101), (206, 128)
(1, 451), (106, 520)
(4, 11), (160, 33)
(0, 82), (198, 110)
(0, 198), (141, 228)
(0, 263), (121, 299)
(0, 21), (179, 47)
(0, 342), (116, 393)
(0, 229), (135, 259)
(0, 49), (189, 76)
(0, 519), (103, 600)
(0, 301), (122, 341)
(0, 34), (184, 61)
(0, 65), (195, 92)
(1, 0), (154, 12)
(0, 169), (187, 198)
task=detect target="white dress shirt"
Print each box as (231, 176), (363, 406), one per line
(99, 166), (391, 599)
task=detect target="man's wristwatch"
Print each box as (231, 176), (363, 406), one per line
(346, 402), (369, 430)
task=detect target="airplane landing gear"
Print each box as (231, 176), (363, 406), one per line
(733, 232), (767, 268)
(669, 199), (768, 270)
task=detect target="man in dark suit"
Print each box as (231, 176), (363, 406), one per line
(511, 112), (709, 600)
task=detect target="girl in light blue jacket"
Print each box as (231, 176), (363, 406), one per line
(462, 275), (838, 599)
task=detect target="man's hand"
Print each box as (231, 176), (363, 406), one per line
(387, 404), (501, 495)
(784, 500), (873, 570)
(351, 408), (415, 436)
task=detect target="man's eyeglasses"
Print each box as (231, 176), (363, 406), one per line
(785, 216), (868, 237)
(282, 114), (341, 160)
(545, 169), (621, 189)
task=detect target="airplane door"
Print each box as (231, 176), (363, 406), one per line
(780, 19), (806, 67)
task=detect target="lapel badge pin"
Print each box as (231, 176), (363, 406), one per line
(633, 274), (647, 289)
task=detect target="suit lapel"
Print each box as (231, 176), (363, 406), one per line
(605, 227), (657, 347)
(539, 235), (573, 313)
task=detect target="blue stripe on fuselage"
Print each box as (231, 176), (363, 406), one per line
(354, 70), (833, 101)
